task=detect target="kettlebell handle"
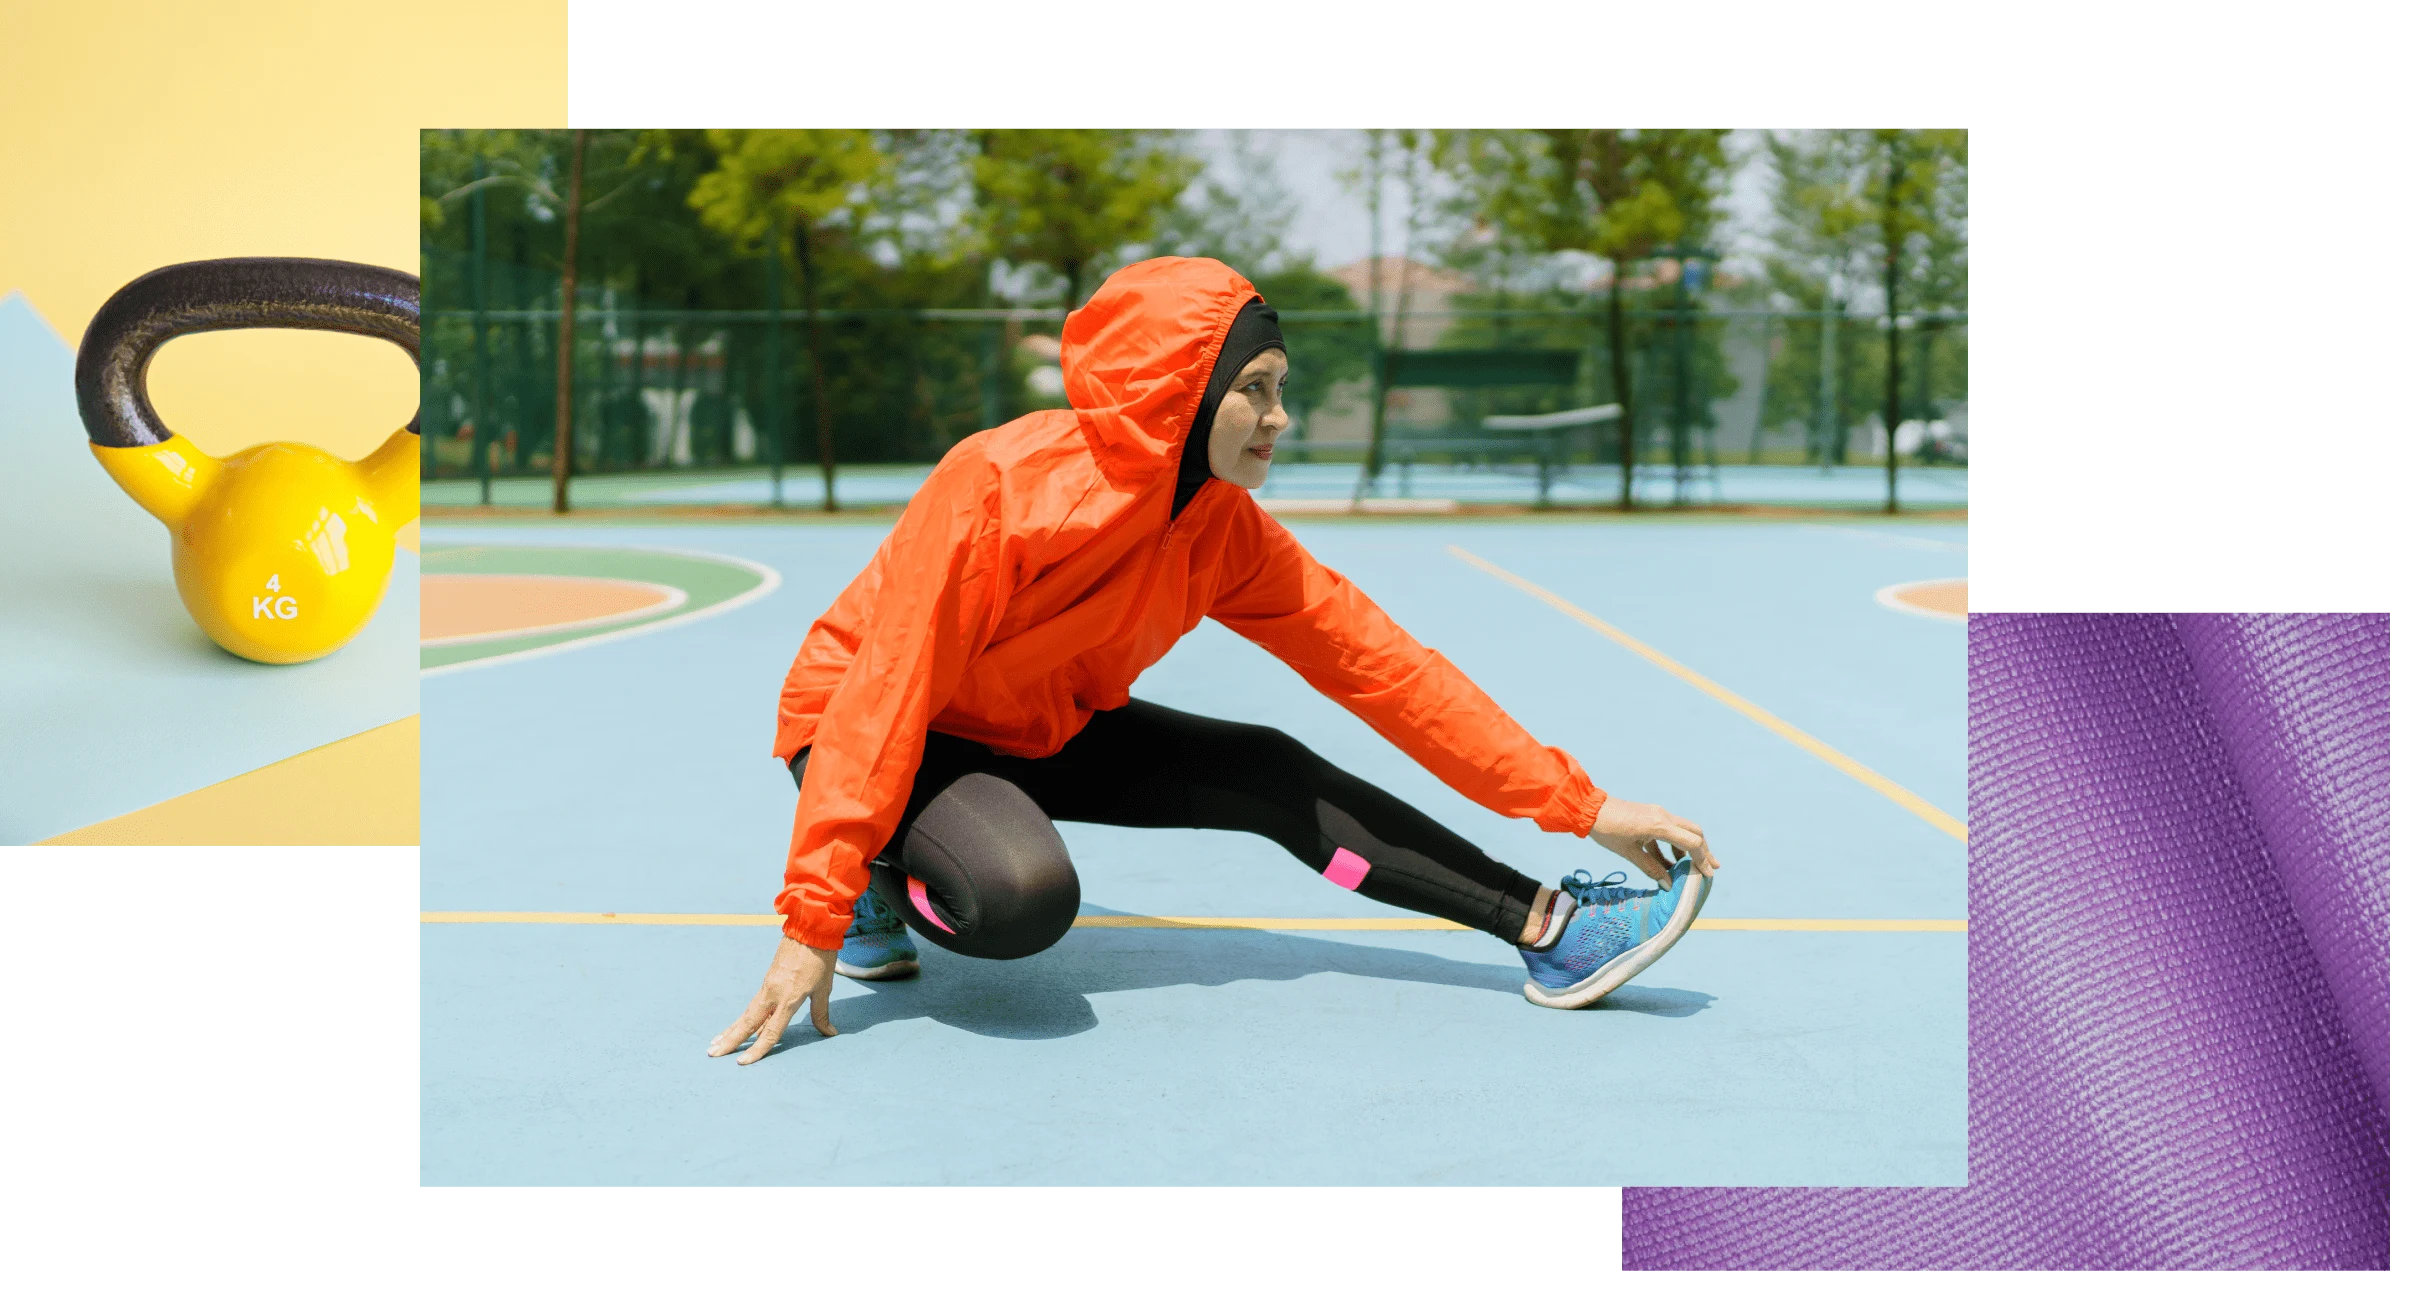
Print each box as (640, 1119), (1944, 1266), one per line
(74, 257), (420, 450)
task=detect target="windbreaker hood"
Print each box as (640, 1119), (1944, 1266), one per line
(1060, 256), (1261, 487)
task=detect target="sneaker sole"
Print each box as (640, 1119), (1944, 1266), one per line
(1523, 868), (1709, 1010)
(835, 958), (919, 981)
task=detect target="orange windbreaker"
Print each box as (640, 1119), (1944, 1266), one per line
(771, 257), (1607, 949)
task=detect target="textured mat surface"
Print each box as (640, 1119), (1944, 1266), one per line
(1622, 613), (2389, 1269)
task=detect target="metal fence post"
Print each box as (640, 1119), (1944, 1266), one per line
(766, 246), (784, 509)
(471, 155), (491, 506)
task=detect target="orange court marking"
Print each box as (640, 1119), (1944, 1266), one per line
(1877, 577), (1967, 621)
(421, 573), (686, 645)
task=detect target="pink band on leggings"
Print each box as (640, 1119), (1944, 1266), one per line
(1320, 847), (1371, 891)
(905, 876), (956, 934)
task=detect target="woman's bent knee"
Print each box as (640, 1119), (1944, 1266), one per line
(881, 773), (1079, 960)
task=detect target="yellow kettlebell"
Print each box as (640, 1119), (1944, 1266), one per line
(75, 257), (419, 664)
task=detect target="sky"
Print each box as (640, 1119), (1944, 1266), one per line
(1186, 129), (1781, 275)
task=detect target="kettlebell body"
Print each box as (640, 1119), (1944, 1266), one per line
(74, 258), (420, 664)
(91, 429), (414, 664)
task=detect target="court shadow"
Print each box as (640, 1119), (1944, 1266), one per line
(785, 907), (1716, 1049)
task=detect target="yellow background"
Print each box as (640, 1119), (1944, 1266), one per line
(0, 0), (567, 458)
(1, 0), (565, 840)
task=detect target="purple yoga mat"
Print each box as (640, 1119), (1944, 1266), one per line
(1623, 613), (2389, 1270)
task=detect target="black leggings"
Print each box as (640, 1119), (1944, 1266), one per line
(789, 700), (1545, 959)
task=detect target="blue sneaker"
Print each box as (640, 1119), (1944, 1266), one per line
(1520, 857), (1709, 1009)
(836, 888), (920, 981)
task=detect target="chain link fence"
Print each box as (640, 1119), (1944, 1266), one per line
(419, 256), (1964, 509)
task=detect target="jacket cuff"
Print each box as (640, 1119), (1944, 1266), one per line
(780, 898), (853, 951)
(1539, 773), (1608, 838)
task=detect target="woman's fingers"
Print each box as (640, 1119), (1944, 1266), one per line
(1658, 814), (1720, 876)
(735, 992), (803, 1066)
(1654, 824), (1719, 875)
(1589, 798), (1720, 885)
(808, 971), (837, 1039)
(709, 993), (773, 1058)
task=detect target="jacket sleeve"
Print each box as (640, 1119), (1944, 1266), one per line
(1207, 508), (1607, 836)
(776, 456), (1004, 949)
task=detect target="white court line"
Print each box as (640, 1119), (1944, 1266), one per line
(1876, 579), (1968, 624)
(1802, 524), (1968, 553)
(419, 545), (782, 678)
(1449, 546), (1968, 843)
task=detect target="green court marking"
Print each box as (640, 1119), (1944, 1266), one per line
(421, 544), (778, 672)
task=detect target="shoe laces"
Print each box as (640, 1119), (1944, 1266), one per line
(850, 891), (904, 936)
(1558, 870), (1638, 907)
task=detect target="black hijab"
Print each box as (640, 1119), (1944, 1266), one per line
(1172, 297), (1286, 518)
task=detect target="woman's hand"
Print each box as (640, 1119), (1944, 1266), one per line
(1589, 796), (1719, 890)
(708, 935), (840, 1065)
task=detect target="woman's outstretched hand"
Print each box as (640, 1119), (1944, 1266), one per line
(709, 935), (840, 1065)
(1589, 796), (1719, 890)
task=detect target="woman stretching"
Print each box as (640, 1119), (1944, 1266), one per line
(712, 257), (1719, 1066)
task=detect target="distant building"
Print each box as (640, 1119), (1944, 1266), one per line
(1321, 256), (1474, 349)
(1313, 257), (1482, 437)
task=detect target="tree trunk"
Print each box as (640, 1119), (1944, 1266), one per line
(1881, 142), (1904, 516)
(552, 128), (587, 516)
(1607, 262), (1636, 510)
(627, 269), (649, 467)
(793, 219), (838, 513)
(1063, 260), (1083, 314)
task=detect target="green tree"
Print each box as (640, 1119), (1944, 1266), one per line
(967, 130), (1202, 311)
(1760, 129), (1967, 495)
(421, 129), (659, 490)
(1872, 129), (1967, 510)
(1439, 129), (1732, 508)
(690, 129), (894, 511)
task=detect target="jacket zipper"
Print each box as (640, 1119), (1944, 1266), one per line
(1112, 472), (1203, 640)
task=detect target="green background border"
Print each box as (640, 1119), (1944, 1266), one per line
(19, 0), (2412, 1294)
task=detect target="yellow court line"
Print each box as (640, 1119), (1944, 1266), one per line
(419, 911), (1962, 932)
(1445, 546), (1969, 844)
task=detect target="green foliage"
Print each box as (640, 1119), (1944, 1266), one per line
(1762, 128), (1965, 311)
(1157, 131), (1297, 277)
(1751, 314), (1966, 464)
(689, 129), (888, 252)
(968, 130), (1203, 309)
(1446, 129), (1732, 267)
(1759, 130), (1967, 457)
(415, 129), (1961, 482)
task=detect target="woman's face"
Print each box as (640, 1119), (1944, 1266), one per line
(1206, 349), (1289, 490)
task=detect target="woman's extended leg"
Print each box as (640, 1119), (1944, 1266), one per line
(1008, 701), (1550, 944)
(793, 701), (1556, 958)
